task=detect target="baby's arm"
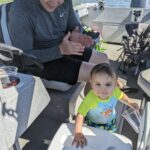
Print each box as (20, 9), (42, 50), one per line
(72, 113), (87, 148)
(120, 93), (139, 110)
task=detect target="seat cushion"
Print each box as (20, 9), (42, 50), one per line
(138, 69), (150, 97)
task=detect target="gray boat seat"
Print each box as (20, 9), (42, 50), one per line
(48, 123), (132, 150)
(137, 68), (150, 97)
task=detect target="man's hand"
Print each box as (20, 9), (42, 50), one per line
(59, 32), (85, 55)
(70, 27), (93, 47)
(72, 133), (87, 148)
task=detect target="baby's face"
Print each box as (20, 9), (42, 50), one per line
(90, 73), (116, 99)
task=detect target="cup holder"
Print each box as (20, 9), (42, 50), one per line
(0, 66), (19, 88)
(1, 76), (20, 88)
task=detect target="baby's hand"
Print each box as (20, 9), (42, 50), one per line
(72, 133), (87, 148)
(129, 102), (139, 110)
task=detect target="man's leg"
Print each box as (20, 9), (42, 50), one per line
(77, 50), (109, 82)
(77, 61), (95, 82)
(34, 49), (109, 85)
(34, 57), (82, 85)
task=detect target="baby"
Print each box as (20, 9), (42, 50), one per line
(72, 63), (139, 148)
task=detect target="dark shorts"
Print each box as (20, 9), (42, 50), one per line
(36, 48), (92, 84)
(85, 117), (117, 132)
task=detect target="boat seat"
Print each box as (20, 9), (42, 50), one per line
(47, 102), (150, 150)
(137, 68), (150, 97)
(48, 102), (150, 150)
(0, 3), (72, 92)
(48, 123), (132, 150)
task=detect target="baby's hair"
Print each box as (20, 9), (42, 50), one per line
(91, 63), (117, 79)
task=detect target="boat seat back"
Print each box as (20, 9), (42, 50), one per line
(48, 103), (150, 150)
(48, 123), (132, 150)
(0, 3), (12, 45)
(0, 3), (72, 91)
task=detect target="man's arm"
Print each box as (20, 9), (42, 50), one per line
(67, 0), (82, 32)
(9, 9), (62, 63)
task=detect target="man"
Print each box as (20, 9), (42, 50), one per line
(9, 0), (108, 85)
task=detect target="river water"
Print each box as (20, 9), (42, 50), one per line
(73, 0), (150, 8)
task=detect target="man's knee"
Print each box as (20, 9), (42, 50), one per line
(100, 52), (108, 62)
(78, 62), (95, 82)
(90, 51), (109, 64)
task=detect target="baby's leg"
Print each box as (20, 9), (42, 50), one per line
(85, 117), (117, 132)
(105, 119), (117, 132)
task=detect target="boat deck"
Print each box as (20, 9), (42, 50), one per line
(19, 43), (142, 150)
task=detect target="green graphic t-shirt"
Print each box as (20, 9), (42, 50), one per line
(78, 87), (124, 124)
